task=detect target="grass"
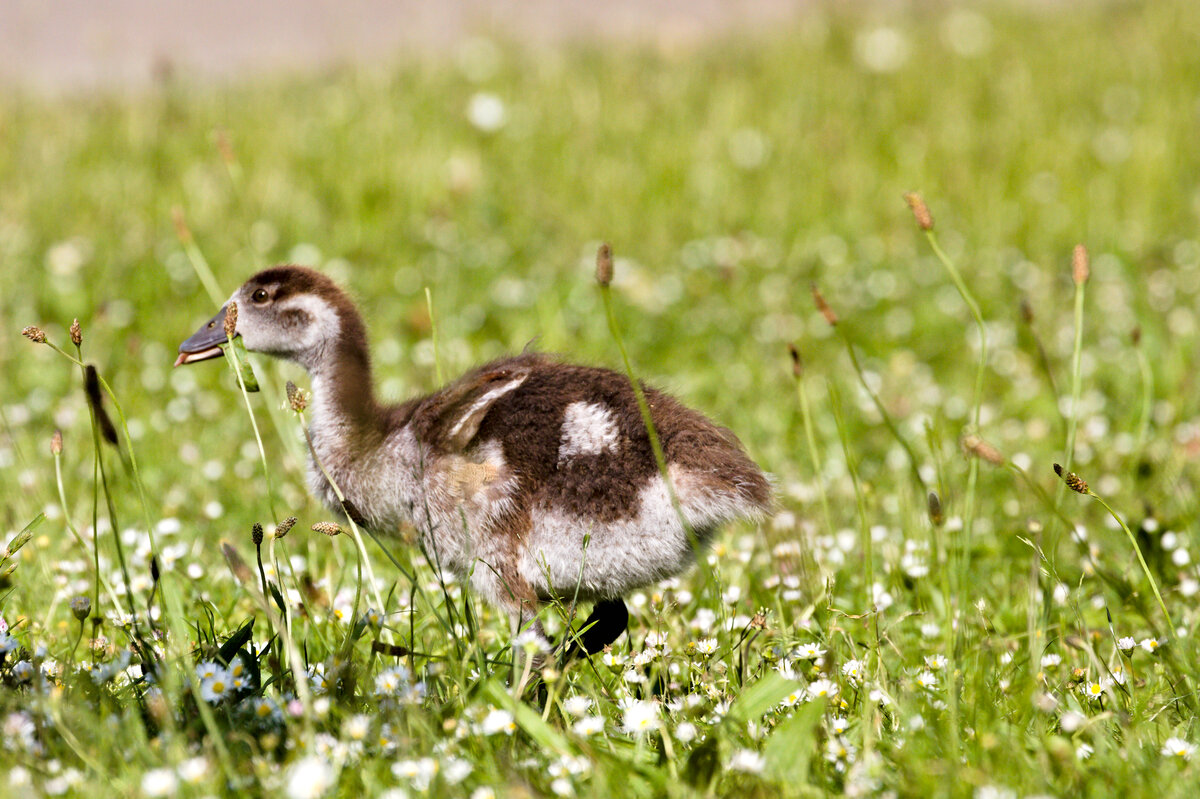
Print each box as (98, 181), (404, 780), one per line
(3, 1), (1200, 796)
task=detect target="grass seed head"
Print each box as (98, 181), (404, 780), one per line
(22, 326), (47, 344)
(962, 434), (1005, 466)
(220, 540), (255, 585)
(927, 491), (944, 527)
(1131, 326), (1142, 347)
(312, 521), (343, 537)
(251, 522), (264, 546)
(811, 284), (838, 326)
(596, 242), (614, 287)
(215, 128), (236, 165)
(1072, 244), (1090, 285)
(286, 381), (309, 414)
(275, 516), (298, 540)
(903, 192), (934, 231)
(51, 430), (63, 455)
(171, 206), (192, 243)
(224, 301), (238, 339)
(69, 318), (82, 346)
(5, 528), (34, 559)
(788, 343), (803, 377)
(1019, 299), (1034, 325)
(1053, 463), (1089, 494)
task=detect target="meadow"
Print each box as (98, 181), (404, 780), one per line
(2, 1), (1200, 796)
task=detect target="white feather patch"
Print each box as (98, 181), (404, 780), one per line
(558, 401), (620, 461)
(447, 377), (527, 442)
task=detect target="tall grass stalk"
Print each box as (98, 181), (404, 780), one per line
(810, 285), (927, 494)
(426, 286), (444, 386)
(827, 380), (878, 763)
(595, 244), (711, 583)
(1053, 464), (1171, 630)
(52, 439), (123, 613)
(789, 345), (834, 538)
(1132, 327), (1153, 451)
(927, 490), (960, 772)
(1054, 245), (1089, 533)
(905, 195), (987, 627)
(223, 307), (281, 523)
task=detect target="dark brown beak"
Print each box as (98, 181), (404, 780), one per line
(175, 305), (235, 367)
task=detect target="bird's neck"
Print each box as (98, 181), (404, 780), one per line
(307, 329), (386, 464)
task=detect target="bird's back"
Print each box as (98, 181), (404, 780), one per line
(471, 354), (770, 526)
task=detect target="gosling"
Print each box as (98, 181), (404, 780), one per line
(177, 265), (770, 654)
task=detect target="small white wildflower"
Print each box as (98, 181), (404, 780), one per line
(695, 638), (719, 655)
(622, 668), (647, 685)
(854, 26), (910, 73)
(375, 666), (409, 697)
(915, 671), (938, 690)
(1117, 636), (1136, 652)
(728, 749), (766, 774)
(480, 708), (516, 736)
(806, 679), (839, 700)
(601, 650), (627, 667)
(342, 714), (370, 741)
(572, 715), (605, 736)
(1040, 653), (1062, 669)
(285, 757), (335, 799)
(794, 642), (825, 660)
(442, 756), (472, 785)
(924, 654), (947, 671)
(974, 786), (1017, 799)
(176, 757), (208, 784)
(467, 93), (507, 133)
(824, 736), (856, 764)
(562, 696), (592, 717)
(194, 661), (221, 681)
(1163, 737), (1196, 760)
(393, 758), (439, 791)
(199, 669), (231, 703)
(1060, 711), (1087, 733)
(1076, 743), (1094, 761)
(1140, 637), (1162, 654)
(621, 700), (659, 735)
(779, 688), (805, 708)
(141, 768), (178, 797)
(1081, 680), (1109, 702)
(841, 659), (864, 683)
(674, 721), (697, 743)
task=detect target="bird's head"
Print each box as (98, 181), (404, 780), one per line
(176, 265), (359, 370)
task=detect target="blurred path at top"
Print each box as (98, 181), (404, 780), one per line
(0, 0), (809, 91)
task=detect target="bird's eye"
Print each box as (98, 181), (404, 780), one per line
(251, 288), (269, 304)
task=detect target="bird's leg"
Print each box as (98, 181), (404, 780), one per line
(561, 598), (629, 662)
